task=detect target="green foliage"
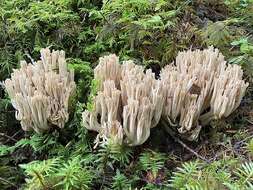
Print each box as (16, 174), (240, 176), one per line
(1, 0), (253, 189)
(53, 157), (93, 190)
(170, 159), (253, 190)
(20, 156), (93, 190)
(15, 133), (58, 153)
(231, 38), (253, 55)
(202, 20), (232, 47)
(247, 138), (253, 156)
(97, 0), (183, 62)
(86, 79), (101, 111)
(0, 145), (15, 156)
(0, 0), (101, 80)
(0, 133), (59, 159)
(170, 161), (204, 189)
(111, 170), (132, 190)
(0, 166), (22, 189)
(68, 59), (93, 103)
(96, 143), (133, 171)
(225, 0), (253, 27)
(230, 37), (253, 78)
(139, 150), (166, 177)
(0, 98), (10, 111)
(20, 157), (61, 190)
(231, 162), (253, 189)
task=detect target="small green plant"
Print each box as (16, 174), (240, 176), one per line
(231, 38), (253, 55)
(86, 79), (101, 111)
(53, 157), (93, 190)
(247, 138), (253, 156)
(20, 157), (61, 190)
(139, 150), (166, 177)
(111, 170), (132, 190)
(202, 20), (232, 47)
(230, 37), (253, 77)
(138, 150), (168, 188)
(96, 142), (133, 171)
(231, 162), (253, 189)
(68, 59), (93, 103)
(169, 159), (253, 190)
(0, 0), (253, 189)
(14, 133), (57, 153)
(20, 156), (93, 190)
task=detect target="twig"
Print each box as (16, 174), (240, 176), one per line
(174, 137), (210, 163)
(0, 133), (17, 143)
(234, 134), (253, 147)
(161, 119), (210, 163)
(0, 176), (18, 188)
(4, 130), (22, 144)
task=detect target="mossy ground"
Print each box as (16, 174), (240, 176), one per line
(0, 0), (253, 189)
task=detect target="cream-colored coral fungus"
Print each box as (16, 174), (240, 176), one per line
(4, 48), (76, 133)
(161, 46), (248, 140)
(82, 55), (165, 147)
(84, 47), (248, 146)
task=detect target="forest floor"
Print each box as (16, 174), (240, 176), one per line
(0, 0), (253, 189)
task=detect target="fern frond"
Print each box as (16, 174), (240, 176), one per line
(20, 157), (61, 190)
(53, 157), (93, 190)
(139, 150), (166, 177)
(235, 162), (253, 188)
(112, 170), (132, 190)
(14, 133), (57, 153)
(169, 161), (201, 189)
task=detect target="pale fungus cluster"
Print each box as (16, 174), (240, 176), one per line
(4, 48), (76, 133)
(82, 47), (248, 146)
(4, 47), (248, 147)
(160, 47), (248, 140)
(82, 55), (165, 147)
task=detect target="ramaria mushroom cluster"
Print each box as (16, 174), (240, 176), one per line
(83, 47), (248, 146)
(3, 47), (248, 147)
(82, 55), (165, 147)
(4, 48), (76, 133)
(160, 46), (249, 140)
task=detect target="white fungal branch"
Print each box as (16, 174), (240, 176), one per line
(161, 46), (249, 139)
(83, 55), (164, 146)
(4, 48), (76, 133)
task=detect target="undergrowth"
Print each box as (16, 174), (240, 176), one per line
(0, 0), (253, 189)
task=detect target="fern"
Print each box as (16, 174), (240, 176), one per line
(86, 79), (101, 111)
(169, 159), (253, 190)
(247, 138), (253, 156)
(53, 157), (93, 190)
(20, 156), (93, 190)
(96, 143), (133, 171)
(14, 133), (57, 153)
(169, 161), (201, 189)
(111, 170), (132, 190)
(234, 162), (253, 188)
(0, 145), (15, 156)
(20, 157), (61, 190)
(202, 21), (232, 47)
(139, 150), (166, 177)
(0, 133), (59, 157)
